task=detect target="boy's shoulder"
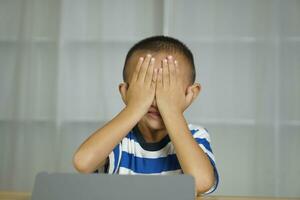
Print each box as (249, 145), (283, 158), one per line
(188, 123), (207, 132)
(187, 123), (211, 141)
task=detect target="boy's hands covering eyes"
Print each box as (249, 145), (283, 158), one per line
(156, 56), (193, 117)
(125, 54), (158, 115)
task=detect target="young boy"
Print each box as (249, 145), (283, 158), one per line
(73, 36), (219, 195)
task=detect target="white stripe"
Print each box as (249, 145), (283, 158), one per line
(203, 181), (217, 195)
(188, 124), (205, 132)
(192, 129), (211, 142)
(118, 167), (183, 175)
(108, 151), (115, 174)
(120, 124), (211, 160)
(115, 145), (122, 173)
(188, 124), (211, 142)
(121, 137), (176, 158)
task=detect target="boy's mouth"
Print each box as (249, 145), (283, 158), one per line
(147, 108), (161, 118)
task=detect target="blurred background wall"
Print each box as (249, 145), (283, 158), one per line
(0, 0), (299, 197)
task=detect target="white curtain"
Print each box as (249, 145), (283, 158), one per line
(0, 0), (299, 197)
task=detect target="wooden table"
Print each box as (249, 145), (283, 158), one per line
(0, 192), (30, 200)
(0, 192), (299, 200)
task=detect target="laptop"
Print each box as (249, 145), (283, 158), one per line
(32, 172), (195, 200)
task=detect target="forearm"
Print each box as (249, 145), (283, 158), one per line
(162, 113), (215, 194)
(73, 54), (157, 173)
(73, 106), (143, 173)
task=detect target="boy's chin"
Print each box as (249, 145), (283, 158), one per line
(143, 113), (165, 130)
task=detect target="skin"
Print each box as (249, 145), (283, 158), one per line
(122, 51), (192, 143)
(73, 51), (215, 195)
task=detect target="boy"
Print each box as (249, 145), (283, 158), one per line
(73, 36), (219, 195)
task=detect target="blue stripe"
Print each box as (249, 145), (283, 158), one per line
(119, 152), (181, 173)
(190, 129), (199, 135)
(195, 138), (213, 153)
(112, 144), (120, 173)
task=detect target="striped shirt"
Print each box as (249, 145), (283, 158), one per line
(97, 123), (219, 194)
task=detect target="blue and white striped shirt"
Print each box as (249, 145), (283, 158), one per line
(98, 124), (219, 194)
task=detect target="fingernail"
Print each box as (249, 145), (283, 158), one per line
(139, 57), (144, 61)
(147, 54), (152, 57)
(168, 55), (173, 59)
(151, 57), (155, 61)
(163, 59), (167, 62)
(174, 60), (178, 64)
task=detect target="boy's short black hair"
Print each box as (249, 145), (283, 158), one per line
(123, 35), (196, 84)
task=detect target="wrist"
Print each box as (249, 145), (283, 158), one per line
(160, 110), (184, 128)
(161, 112), (187, 135)
(124, 105), (147, 119)
(159, 107), (183, 118)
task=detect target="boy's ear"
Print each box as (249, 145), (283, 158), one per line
(119, 83), (128, 105)
(185, 83), (201, 107)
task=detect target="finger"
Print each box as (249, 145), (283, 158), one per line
(168, 55), (176, 85)
(175, 59), (179, 73)
(157, 67), (163, 89)
(144, 57), (155, 85)
(151, 68), (158, 89)
(162, 58), (169, 87)
(137, 54), (152, 82)
(175, 60), (180, 84)
(131, 57), (144, 82)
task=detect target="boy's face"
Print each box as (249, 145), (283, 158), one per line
(121, 51), (199, 131)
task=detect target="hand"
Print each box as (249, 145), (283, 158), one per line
(125, 54), (158, 115)
(156, 55), (193, 116)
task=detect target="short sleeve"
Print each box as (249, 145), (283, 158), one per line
(106, 143), (122, 174)
(189, 124), (219, 194)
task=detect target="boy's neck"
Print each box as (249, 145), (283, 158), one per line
(137, 122), (168, 143)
